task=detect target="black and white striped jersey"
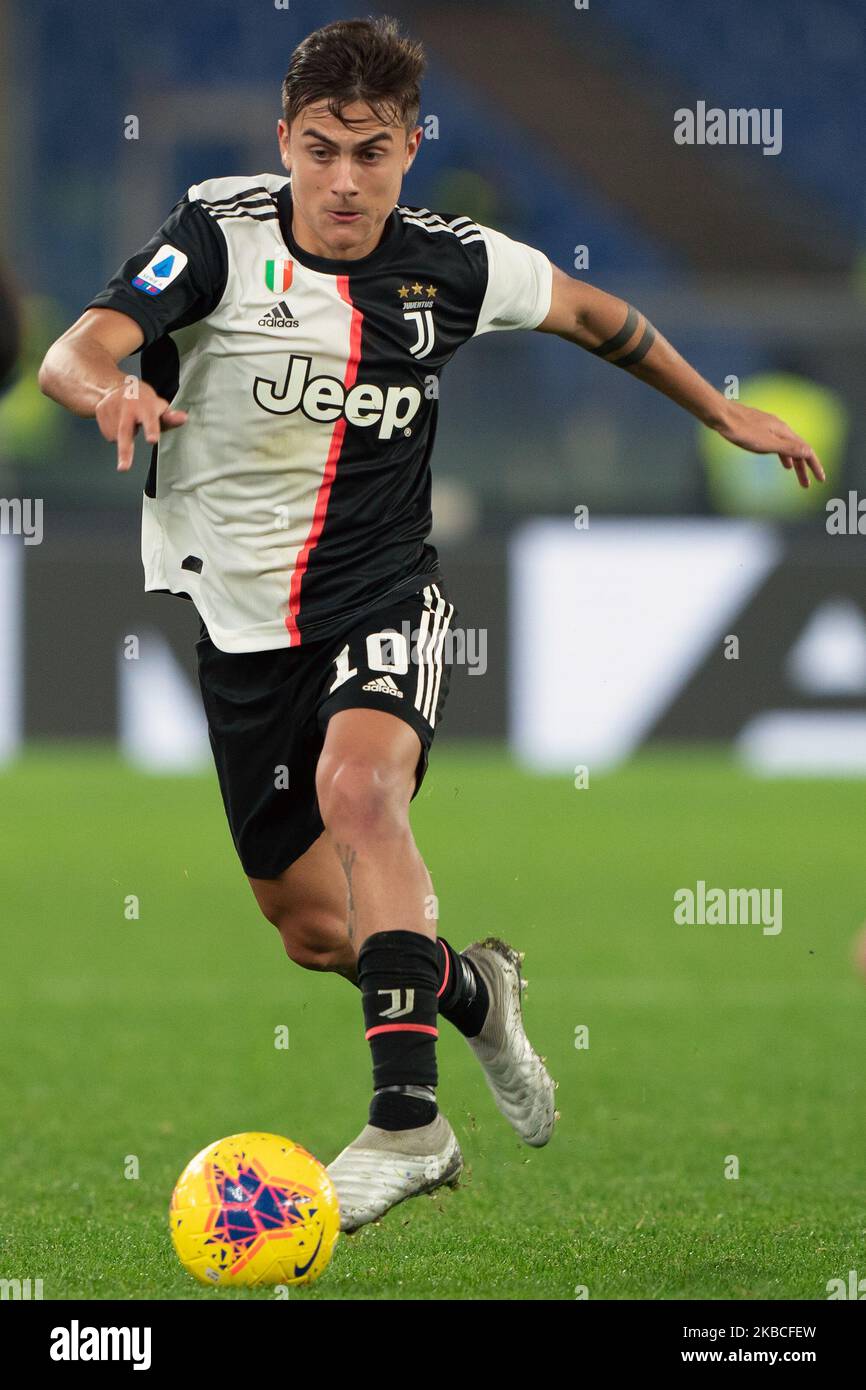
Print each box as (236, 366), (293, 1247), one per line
(86, 173), (552, 651)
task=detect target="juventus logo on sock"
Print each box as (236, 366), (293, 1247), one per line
(358, 931), (440, 1091)
(378, 987), (415, 1018)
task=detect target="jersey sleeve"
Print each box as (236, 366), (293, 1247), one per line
(84, 196), (228, 351)
(471, 224), (553, 337)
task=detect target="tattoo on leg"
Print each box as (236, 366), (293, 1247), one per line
(336, 842), (358, 942)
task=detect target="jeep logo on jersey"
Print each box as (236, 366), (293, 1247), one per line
(253, 354), (423, 440)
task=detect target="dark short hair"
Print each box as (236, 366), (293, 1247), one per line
(281, 16), (425, 132)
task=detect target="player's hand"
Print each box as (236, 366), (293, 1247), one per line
(714, 401), (825, 489)
(95, 379), (188, 472)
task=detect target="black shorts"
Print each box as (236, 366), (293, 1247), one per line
(195, 580), (459, 879)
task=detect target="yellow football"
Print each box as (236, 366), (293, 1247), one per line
(170, 1132), (340, 1287)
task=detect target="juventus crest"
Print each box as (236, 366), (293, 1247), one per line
(398, 281), (438, 358)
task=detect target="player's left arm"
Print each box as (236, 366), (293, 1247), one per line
(535, 264), (825, 489)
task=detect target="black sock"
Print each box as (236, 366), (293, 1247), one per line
(359, 930), (439, 1131)
(436, 937), (490, 1038)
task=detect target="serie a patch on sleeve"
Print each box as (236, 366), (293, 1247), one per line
(131, 244), (189, 296)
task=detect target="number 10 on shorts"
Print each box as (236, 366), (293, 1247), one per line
(329, 629), (410, 694)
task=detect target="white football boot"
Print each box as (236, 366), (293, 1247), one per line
(326, 1113), (463, 1233)
(462, 937), (557, 1147)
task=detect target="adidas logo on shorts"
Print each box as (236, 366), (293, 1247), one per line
(258, 299), (299, 328)
(361, 675), (404, 698)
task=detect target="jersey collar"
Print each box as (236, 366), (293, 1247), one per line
(276, 184), (400, 274)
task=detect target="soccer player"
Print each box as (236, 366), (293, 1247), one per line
(38, 17), (823, 1232)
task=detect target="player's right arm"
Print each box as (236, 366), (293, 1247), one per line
(38, 191), (226, 471)
(38, 307), (188, 471)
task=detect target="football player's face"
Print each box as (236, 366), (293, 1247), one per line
(278, 101), (421, 260)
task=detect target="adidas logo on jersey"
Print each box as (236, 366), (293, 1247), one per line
(361, 676), (404, 698)
(258, 300), (299, 329)
(254, 353), (423, 440)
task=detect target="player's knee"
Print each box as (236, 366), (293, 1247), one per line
(316, 756), (410, 843)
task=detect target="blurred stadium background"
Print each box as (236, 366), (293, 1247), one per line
(1, 0), (865, 771)
(2, 0), (866, 1302)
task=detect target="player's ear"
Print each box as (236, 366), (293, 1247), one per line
(277, 119), (292, 172)
(403, 125), (423, 172)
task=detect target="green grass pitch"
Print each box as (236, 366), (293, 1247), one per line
(1, 742), (864, 1300)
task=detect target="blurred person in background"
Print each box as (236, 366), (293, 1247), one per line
(0, 265), (20, 395)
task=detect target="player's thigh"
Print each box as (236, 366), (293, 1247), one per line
(313, 581), (460, 826)
(315, 707), (421, 831)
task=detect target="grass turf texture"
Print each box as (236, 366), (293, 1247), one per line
(1, 742), (864, 1301)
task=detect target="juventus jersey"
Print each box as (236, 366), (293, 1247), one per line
(87, 173), (552, 651)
